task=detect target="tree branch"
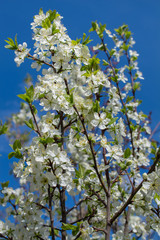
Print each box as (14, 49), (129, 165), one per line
(48, 185), (55, 240)
(110, 152), (160, 224)
(123, 206), (131, 238)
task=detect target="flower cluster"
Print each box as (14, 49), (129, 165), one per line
(1, 9), (160, 240)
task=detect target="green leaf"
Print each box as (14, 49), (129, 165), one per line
(8, 152), (15, 159)
(62, 223), (77, 231)
(79, 165), (85, 178)
(151, 141), (157, 149)
(0, 122), (8, 135)
(154, 192), (160, 200)
(1, 181), (9, 189)
(49, 10), (57, 22)
(126, 96), (134, 103)
(39, 8), (43, 15)
(14, 149), (23, 159)
(39, 137), (54, 145)
(125, 31), (131, 39)
(121, 107), (126, 114)
(42, 18), (51, 29)
(38, 93), (46, 99)
(48, 9), (60, 21)
(5, 36), (18, 50)
(25, 85), (34, 102)
(89, 21), (98, 32)
(17, 93), (31, 103)
(71, 126), (80, 132)
(82, 33), (86, 42)
(109, 49), (116, 56)
(133, 82), (141, 91)
(54, 229), (59, 237)
(70, 93), (74, 104)
(13, 140), (21, 151)
(151, 148), (156, 155)
(31, 104), (37, 114)
(52, 23), (60, 35)
(98, 23), (106, 38)
(84, 170), (92, 178)
(82, 33), (92, 45)
(102, 60), (109, 66)
(124, 148), (131, 158)
(24, 119), (34, 130)
(119, 162), (127, 171)
(121, 43), (129, 51)
(108, 117), (118, 126)
(93, 100), (100, 113)
(15, 196), (20, 205)
(14, 34), (18, 47)
(75, 165), (86, 179)
(72, 227), (80, 236)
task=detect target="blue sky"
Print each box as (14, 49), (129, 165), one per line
(0, 0), (160, 183)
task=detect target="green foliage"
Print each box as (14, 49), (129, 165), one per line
(93, 100), (100, 113)
(41, 10), (60, 30)
(115, 24), (130, 38)
(13, 139), (21, 151)
(81, 56), (100, 73)
(8, 139), (22, 159)
(89, 21), (106, 38)
(62, 222), (81, 236)
(0, 121), (8, 135)
(1, 181), (9, 189)
(24, 119), (34, 130)
(124, 148), (131, 159)
(18, 85), (34, 103)
(82, 33), (92, 45)
(5, 35), (18, 50)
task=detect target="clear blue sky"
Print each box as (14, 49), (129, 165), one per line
(0, 0), (160, 183)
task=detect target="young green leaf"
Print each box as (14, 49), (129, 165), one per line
(124, 148), (131, 158)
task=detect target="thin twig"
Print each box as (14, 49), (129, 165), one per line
(29, 103), (42, 137)
(48, 185), (55, 240)
(149, 121), (160, 140)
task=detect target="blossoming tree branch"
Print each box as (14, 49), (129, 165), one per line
(0, 8), (160, 240)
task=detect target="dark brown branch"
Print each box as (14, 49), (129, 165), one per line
(66, 195), (92, 215)
(36, 236), (45, 240)
(101, 132), (111, 240)
(125, 170), (135, 192)
(123, 206), (131, 238)
(27, 53), (56, 72)
(9, 199), (18, 215)
(93, 226), (108, 235)
(57, 111), (67, 240)
(59, 186), (67, 240)
(149, 121), (160, 140)
(110, 152), (160, 224)
(64, 118), (77, 130)
(0, 233), (10, 240)
(34, 202), (50, 212)
(69, 211), (94, 225)
(73, 232), (82, 240)
(48, 185), (55, 240)
(29, 103), (42, 137)
(91, 190), (108, 208)
(151, 208), (160, 218)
